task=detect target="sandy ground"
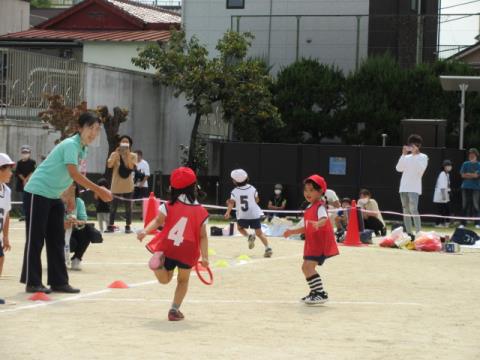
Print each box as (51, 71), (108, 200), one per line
(1, 220), (480, 360)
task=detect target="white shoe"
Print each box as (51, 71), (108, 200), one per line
(475, 225), (480, 229)
(71, 258), (82, 271)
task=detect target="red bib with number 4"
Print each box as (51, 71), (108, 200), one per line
(146, 202), (209, 267)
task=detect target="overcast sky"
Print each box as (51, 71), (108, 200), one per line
(440, 0), (479, 50)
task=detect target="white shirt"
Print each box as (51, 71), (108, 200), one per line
(324, 189), (339, 208)
(396, 153), (429, 194)
(298, 203), (327, 227)
(0, 184), (12, 243)
(135, 159), (150, 188)
(231, 185), (264, 220)
(433, 171), (450, 203)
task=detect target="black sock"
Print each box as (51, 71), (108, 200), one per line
(306, 273), (324, 294)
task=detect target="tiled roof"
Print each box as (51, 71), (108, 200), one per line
(106, 0), (180, 24)
(0, 29), (172, 42)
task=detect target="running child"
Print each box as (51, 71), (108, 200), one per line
(224, 169), (273, 258)
(283, 174), (339, 305)
(0, 153), (15, 277)
(137, 167), (209, 321)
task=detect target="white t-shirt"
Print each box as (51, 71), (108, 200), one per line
(0, 184), (12, 243)
(231, 185), (264, 220)
(433, 171), (450, 203)
(324, 189), (339, 208)
(396, 153), (429, 194)
(135, 159), (150, 188)
(298, 203), (327, 227)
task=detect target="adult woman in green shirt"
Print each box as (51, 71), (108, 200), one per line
(20, 112), (113, 294)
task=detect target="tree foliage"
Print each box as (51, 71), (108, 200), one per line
(31, 0), (52, 8)
(132, 29), (281, 171)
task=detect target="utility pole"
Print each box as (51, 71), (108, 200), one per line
(416, 0), (424, 65)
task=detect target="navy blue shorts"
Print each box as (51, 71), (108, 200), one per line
(0, 243), (3, 257)
(237, 218), (262, 230)
(303, 255), (327, 266)
(164, 257), (191, 271)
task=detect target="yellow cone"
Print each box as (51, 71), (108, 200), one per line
(214, 259), (229, 268)
(208, 248), (217, 256)
(236, 254), (251, 261)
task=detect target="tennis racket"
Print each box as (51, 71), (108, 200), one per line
(194, 262), (213, 285)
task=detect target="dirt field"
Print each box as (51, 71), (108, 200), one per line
(1, 220), (480, 360)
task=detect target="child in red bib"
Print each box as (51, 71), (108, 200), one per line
(284, 174), (339, 305)
(137, 167), (209, 321)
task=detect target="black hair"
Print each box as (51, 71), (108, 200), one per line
(78, 112), (101, 128)
(0, 164), (13, 170)
(73, 183), (80, 198)
(135, 150), (143, 157)
(359, 189), (371, 197)
(97, 177), (108, 187)
(341, 197), (352, 204)
(118, 135), (133, 147)
(170, 183), (197, 205)
(304, 179), (321, 191)
(233, 179), (248, 187)
(407, 134), (423, 146)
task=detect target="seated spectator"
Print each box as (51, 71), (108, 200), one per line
(267, 184), (287, 220)
(334, 197), (351, 233)
(357, 189), (386, 236)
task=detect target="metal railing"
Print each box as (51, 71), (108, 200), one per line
(0, 48), (85, 121)
(230, 13), (480, 71)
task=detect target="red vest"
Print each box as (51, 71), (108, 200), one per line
(304, 201), (339, 258)
(147, 201), (209, 267)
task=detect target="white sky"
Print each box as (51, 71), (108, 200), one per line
(440, 0), (480, 49)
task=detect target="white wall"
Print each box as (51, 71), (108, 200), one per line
(183, 0), (370, 74)
(0, 0), (29, 36)
(83, 42), (156, 73)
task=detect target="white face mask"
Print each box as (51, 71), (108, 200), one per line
(445, 166), (452, 172)
(274, 189), (282, 195)
(120, 142), (130, 148)
(21, 153), (30, 160)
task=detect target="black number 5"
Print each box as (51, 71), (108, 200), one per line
(240, 195), (249, 212)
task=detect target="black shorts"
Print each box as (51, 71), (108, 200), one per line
(134, 187), (149, 200)
(0, 243), (4, 257)
(237, 218), (262, 230)
(164, 257), (192, 271)
(303, 255), (327, 266)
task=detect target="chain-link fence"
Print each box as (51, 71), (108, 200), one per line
(0, 48), (85, 121)
(230, 13), (479, 72)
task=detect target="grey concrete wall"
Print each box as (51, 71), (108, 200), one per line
(84, 64), (194, 175)
(0, 118), (60, 164)
(0, 0), (29, 36)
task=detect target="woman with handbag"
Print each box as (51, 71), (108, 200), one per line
(106, 135), (137, 233)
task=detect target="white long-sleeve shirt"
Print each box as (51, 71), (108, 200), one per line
(395, 153), (429, 194)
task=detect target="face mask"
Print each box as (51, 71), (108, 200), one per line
(274, 189), (282, 195)
(21, 153), (30, 160)
(445, 166), (452, 172)
(120, 142), (130, 148)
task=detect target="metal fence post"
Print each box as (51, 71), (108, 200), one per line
(355, 15), (361, 71)
(296, 16), (301, 61)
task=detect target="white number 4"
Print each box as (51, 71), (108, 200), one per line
(168, 217), (188, 246)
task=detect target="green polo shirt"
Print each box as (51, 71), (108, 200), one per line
(25, 134), (87, 199)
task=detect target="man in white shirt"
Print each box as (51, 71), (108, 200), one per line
(395, 134), (429, 234)
(134, 150), (150, 199)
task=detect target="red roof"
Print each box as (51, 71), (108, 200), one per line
(0, 29), (172, 42)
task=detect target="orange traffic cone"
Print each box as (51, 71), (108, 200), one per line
(143, 192), (159, 235)
(28, 292), (51, 301)
(108, 280), (129, 289)
(343, 200), (365, 246)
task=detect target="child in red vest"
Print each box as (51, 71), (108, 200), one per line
(283, 174), (339, 305)
(137, 167), (209, 321)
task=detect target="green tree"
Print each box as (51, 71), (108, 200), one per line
(132, 29), (281, 171)
(31, 0), (52, 8)
(271, 59), (345, 143)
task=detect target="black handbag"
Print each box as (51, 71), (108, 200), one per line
(118, 156), (133, 179)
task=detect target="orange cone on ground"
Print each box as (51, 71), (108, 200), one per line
(143, 192), (159, 235)
(108, 280), (129, 289)
(343, 200), (364, 246)
(28, 292), (51, 301)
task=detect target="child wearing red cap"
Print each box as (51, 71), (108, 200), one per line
(283, 174), (339, 305)
(137, 167), (209, 321)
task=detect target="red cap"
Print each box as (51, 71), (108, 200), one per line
(304, 174), (327, 193)
(170, 167), (197, 189)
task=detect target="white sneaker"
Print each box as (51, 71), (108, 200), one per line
(71, 258), (82, 271)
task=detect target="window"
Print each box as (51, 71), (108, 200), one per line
(410, 0), (417, 11)
(227, 0), (245, 9)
